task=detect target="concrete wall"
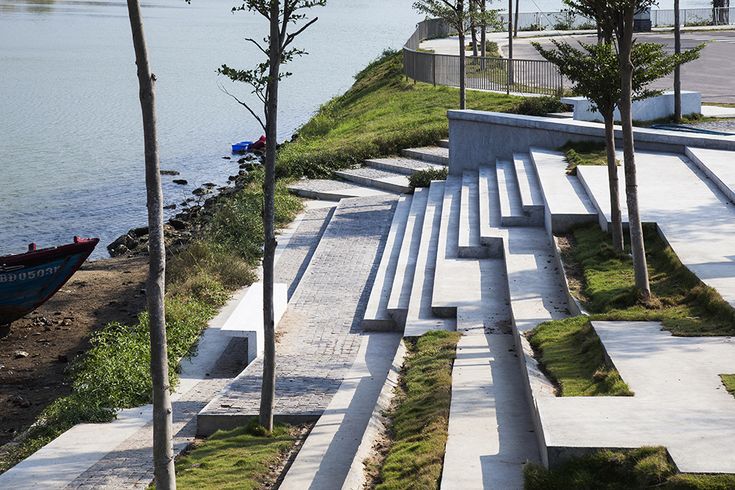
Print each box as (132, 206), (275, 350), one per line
(447, 111), (735, 175)
(562, 91), (701, 123)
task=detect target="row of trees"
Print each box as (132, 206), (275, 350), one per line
(122, 0), (700, 486)
(415, 0), (700, 299)
(124, 0), (324, 488)
(536, 0), (701, 300)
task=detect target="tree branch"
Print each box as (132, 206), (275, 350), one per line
(218, 82), (266, 131)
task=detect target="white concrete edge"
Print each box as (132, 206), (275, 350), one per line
(448, 111), (735, 151)
(685, 147), (735, 205)
(340, 340), (407, 490)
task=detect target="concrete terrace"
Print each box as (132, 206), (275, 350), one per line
(8, 109), (735, 489)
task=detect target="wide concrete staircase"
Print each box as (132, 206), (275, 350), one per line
(288, 146), (448, 201)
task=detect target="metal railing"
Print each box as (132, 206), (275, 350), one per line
(497, 7), (734, 31)
(403, 19), (564, 96)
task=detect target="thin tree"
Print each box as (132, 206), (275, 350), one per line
(534, 40), (701, 254)
(563, 0), (653, 299)
(219, 0), (325, 432)
(674, 0), (681, 122)
(413, 0), (472, 109)
(470, 0), (479, 57)
(480, 0), (487, 57)
(124, 0), (175, 486)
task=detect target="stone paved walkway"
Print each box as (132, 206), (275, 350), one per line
(198, 196), (397, 428)
(0, 204), (336, 489)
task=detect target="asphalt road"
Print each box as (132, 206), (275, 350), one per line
(509, 30), (735, 103)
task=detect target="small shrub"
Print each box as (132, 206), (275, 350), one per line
(408, 167), (448, 191)
(515, 96), (569, 116)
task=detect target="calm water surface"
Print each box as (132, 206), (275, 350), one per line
(0, 0), (420, 258)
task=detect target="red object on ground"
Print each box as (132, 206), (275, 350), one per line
(249, 135), (266, 151)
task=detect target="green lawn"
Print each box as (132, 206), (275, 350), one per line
(276, 50), (520, 179)
(721, 374), (735, 398)
(175, 421), (302, 490)
(529, 316), (632, 397)
(374, 331), (461, 490)
(565, 224), (735, 336)
(560, 141), (609, 174)
(525, 446), (735, 489)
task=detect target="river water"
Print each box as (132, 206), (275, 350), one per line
(0, 0), (714, 259)
(0, 0), (420, 258)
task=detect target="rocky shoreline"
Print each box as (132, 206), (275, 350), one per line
(107, 152), (265, 258)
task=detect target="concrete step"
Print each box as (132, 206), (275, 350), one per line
(387, 188), (430, 329)
(431, 175), (462, 318)
(478, 165), (504, 258)
(288, 179), (394, 201)
(513, 152), (545, 223)
(404, 181), (455, 337)
(439, 138), (450, 148)
(685, 147), (735, 204)
(458, 170), (487, 258)
(441, 333), (541, 489)
(529, 147), (598, 233)
(401, 146), (450, 166)
(334, 167), (411, 194)
(364, 156), (444, 176)
(497, 159), (530, 227)
(362, 195), (413, 331)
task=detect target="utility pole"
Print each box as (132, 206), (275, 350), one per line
(514, 0), (519, 37)
(507, 0), (513, 92)
(674, 0), (682, 122)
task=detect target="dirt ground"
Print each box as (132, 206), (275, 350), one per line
(0, 256), (147, 447)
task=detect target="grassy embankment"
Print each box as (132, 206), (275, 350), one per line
(173, 421), (304, 490)
(0, 170), (302, 472)
(276, 49), (521, 179)
(372, 331), (461, 490)
(722, 375), (735, 397)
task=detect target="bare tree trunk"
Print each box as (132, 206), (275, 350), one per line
(259, 0), (280, 433)
(124, 0), (175, 487)
(674, 0), (682, 122)
(604, 112), (624, 253)
(480, 0), (487, 57)
(507, 0), (513, 90)
(514, 0), (520, 37)
(618, 7), (651, 301)
(471, 0), (479, 57)
(459, 30), (466, 109)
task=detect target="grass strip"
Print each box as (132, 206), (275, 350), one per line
(174, 421), (302, 490)
(721, 374), (735, 398)
(525, 446), (735, 489)
(374, 331), (461, 490)
(560, 140), (609, 175)
(565, 224), (735, 336)
(529, 316), (632, 396)
(276, 49), (521, 179)
(0, 170), (302, 473)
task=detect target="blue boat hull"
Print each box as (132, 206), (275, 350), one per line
(0, 238), (99, 325)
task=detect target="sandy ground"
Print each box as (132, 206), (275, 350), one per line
(0, 256), (147, 446)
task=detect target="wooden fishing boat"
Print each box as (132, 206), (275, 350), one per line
(0, 237), (99, 327)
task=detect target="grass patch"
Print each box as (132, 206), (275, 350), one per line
(721, 374), (735, 398)
(525, 446), (735, 489)
(529, 316), (632, 397)
(408, 167), (448, 191)
(565, 224), (735, 336)
(559, 140), (609, 175)
(174, 420), (302, 489)
(515, 96), (569, 117)
(277, 49), (520, 179)
(0, 170), (302, 473)
(374, 331), (461, 490)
